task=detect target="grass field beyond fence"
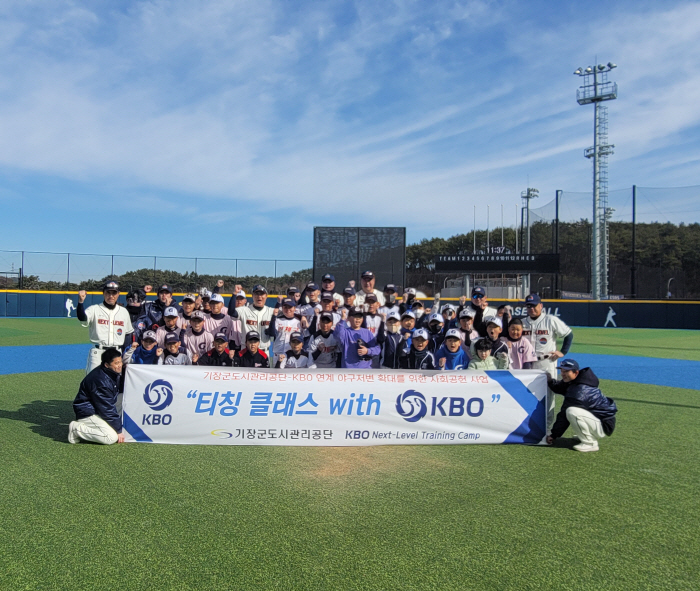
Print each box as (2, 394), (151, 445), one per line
(0, 320), (698, 590)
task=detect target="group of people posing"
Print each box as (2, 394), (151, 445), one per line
(68, 269), (617, 452)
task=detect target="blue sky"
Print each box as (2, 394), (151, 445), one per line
(2, 0), (700, 273)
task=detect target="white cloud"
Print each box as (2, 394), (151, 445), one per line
(1, 0), (700, 245)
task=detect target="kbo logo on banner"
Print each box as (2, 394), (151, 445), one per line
(395, 390), (484, 422)
(142, 379), (174, 426)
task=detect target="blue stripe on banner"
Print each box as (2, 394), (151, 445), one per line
(122, 411), (153, 442)
(485, 371), (546, 444)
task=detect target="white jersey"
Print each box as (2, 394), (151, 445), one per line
(204, 313), (241, 347)
(182, 328), (214, 359)
(80, 303), (134, 348)
(279, 351), (316, 369)
(521, 312), (572, 358)
(155, 326), (184, 348)
(363, 313), (383, 337)
(270, 315), (303, 356)
(236, 304), (275, 352)
(308, 333), (340, 368)
(355, 289), (386, 307)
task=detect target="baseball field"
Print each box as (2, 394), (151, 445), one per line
(0, 319), (698, 590)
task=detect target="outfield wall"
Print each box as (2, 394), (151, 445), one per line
(1, 290), (699, 329)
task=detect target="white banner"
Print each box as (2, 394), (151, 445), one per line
(122, 366), (548, 446)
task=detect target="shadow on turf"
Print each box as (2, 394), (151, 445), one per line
(0, 399), (74, 442)
(614, 397), (700, 410)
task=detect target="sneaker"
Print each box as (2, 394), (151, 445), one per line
(68, 421), (80, 444)
(573, 441), (599, 452)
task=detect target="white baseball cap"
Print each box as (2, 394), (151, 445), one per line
(459, 308), (476, 319)
(210, 294), (224, 304)
(428, 312), (444, 324)
(401, 310), (416, 319)
(413, 328), (429, 340)
(445, 328), (461, 340)
(484, 316), (503, 329)
(164, 306), (179, 317)
(386, 310), (400, 321)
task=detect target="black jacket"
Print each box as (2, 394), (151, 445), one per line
(549, 367), (618, 439)
(234, 348), (270, 368)
(400, 347), (437, 370)
(196, 348), (234, 366)
(381, 332), (406, 369)
(73, 365), (122, 432)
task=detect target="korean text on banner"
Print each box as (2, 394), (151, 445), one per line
(122, 366), (548, 446)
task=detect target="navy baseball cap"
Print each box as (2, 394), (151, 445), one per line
(103, 281), (120, 292)
(524, 293), (542, 305)
(383, 284), (397, 293)
(158, 284), (172, 293)
(246, 331), (261, 341)
(282, 298), (295, 307)
(320, 312), (333, 322)
(412, 299), (424, 308)
(214, 332), (228, 342)
(343, 286), (356, 296)
(349, 306), (365, 316)
(321, 291), (334, 301)
(306, 282), (320, 291)
(164, 333), (179, 344)
(252, 285), (267, 294)
(471, 286), (486, 298)
(322, 274), (335, 282)
(290, 331), (303, 342)
(365, 293), (378, 302)
(558, 359), (580, 371)
(361, 270), (374, 279)
(287, 286), (299, 294)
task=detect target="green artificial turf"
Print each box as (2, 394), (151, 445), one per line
(569, 327), (700, 361)
(1, 370), (698, 590)
(0, 318), (88, 347)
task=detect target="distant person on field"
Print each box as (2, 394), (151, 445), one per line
(77, 281), (134, 374)
(65, 297), (76, 318)
(547, 359), (618, 453)
(68, 348), (125, 445)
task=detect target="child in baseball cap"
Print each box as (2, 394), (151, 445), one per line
(436, 328), (469, 370)
(158, 333), (192, 365)
(123, 330), (159, 365)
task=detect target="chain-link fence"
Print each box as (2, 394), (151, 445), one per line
(0, 250), (313, 293)
(526, 185), (700, 299)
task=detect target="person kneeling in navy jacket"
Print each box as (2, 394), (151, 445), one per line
(546, 359), (618, 452)
(69, 348), (124, 445)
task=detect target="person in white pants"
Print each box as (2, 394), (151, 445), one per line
(76, 281), (134, 374)
(69, 348), (125, 445)
(546, 359), (618, 452)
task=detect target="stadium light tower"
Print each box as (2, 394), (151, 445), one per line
(574, 62), (617, 300)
